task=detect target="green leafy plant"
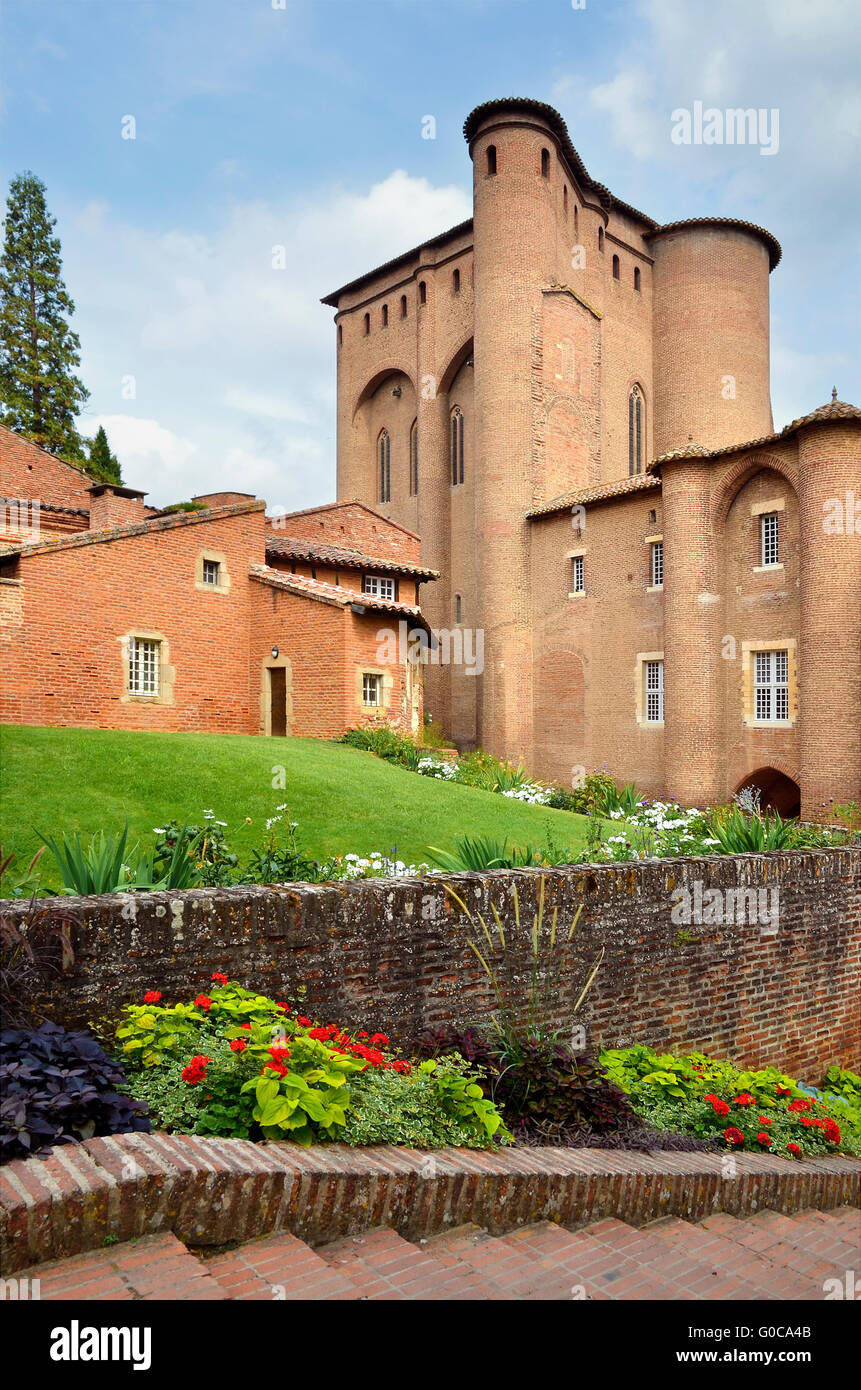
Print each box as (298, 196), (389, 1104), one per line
(705, 803), (794, 852)
(340, 1055), (510, 1149)
(426, 834), (544, 872)
(37, 823), (134, 895)
(152, 817), (238, 887)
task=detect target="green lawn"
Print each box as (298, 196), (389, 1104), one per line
(0, 725), (588, 895)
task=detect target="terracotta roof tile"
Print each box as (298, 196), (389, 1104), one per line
(527, 473), (660, 519)
(647, 394), (860, 473)
(249, 564), (431, 628)
(645, 217), (782, 270)
(264, 535), (438, 579)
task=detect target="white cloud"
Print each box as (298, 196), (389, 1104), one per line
(68, 170), (471, 509)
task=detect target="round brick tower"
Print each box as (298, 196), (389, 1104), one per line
(465, 99), (560, 760)
(796, 408), (861, 818)
(648, 221), (779, 456)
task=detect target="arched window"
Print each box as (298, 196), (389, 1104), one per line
(573, 204), (578, 234)
(409, 420), (418, 496)
(634, 266), (641, 291)
(400, 294), (407, 318)
(381, 303), (388, 327)
(455, 594), (462, 625)
(486, 144), (497, 175)
(628, 386), (644, 476)
(419, 280), (427, 305)
(598, 227), (604, 252)
(378, 430), (391, 502)
(363, 312), (370, 336)
(452, 268), (461, 294)
(563, 185), (568, 215)
(450, 407), (464, 486)
(541, 147), (550, 178)
(337, 324), (343, 346)
(612, 254), (620, 280)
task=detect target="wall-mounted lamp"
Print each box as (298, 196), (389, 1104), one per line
(391, 385), (402, 397)
(271, 646), (279, 659)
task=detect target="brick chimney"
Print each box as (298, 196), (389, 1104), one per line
(87, 484), (148, 531)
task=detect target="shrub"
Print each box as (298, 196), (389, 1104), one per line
(152, 814), (238, 887)
(37, 821), (206, 895)
(115, 977), (508, 1148)
(820, 1064), (860, 1108)
(426, 834), (544, 872)
(599, 1045), (861, 1160)
(1, 1021), (150, 1162)
(341, 1056), (510, 1149)
(340, 724), (418, 766)
(705, 803), (794, 853)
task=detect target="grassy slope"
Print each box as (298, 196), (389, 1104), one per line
(0, 725), (588, 895)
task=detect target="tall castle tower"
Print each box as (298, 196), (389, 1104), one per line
(320, 97), (861, 828)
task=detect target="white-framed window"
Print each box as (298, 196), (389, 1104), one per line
(362, 673), (382, 707)
(128, 636), (160, 696)
(202, 558), (220, 586)
(754, 649), (789, 722)
(571, 555), (585, 593)
(362, 574), (396, 601)
(761, 512), (780, 567)
(651, 540), (664, 588)
(645, 659), (664, 723)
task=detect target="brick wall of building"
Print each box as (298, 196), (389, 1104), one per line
(9, 850), (858, 1079)
(0, 426), (94, 509)
(1, 505), (265, 732)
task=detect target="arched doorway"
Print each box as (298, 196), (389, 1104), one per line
(735, 768), (801, 818)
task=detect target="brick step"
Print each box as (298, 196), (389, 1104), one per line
(745, 1207), (860, 1270)
(425, 1219), (701, 1299)
(315, 1228), (503, 1299)
(202, 1231), (356, 1301)
(642, 1214), (829, 1299)
(15, 1232), (225, 1301)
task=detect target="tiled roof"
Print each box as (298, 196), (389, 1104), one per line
(264, 535), (438, 579)
(647, 394), (860, 473)
(0, 499), (265, 562)
(321, 221), (473, 307)
(249, 564), (431, 628)
(463, 98), (656, 226)
(527, 473), (660, 519)
(1, 497), (89, 517)
(645, 217), (782, 270)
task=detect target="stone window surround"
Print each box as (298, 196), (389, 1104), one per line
(195, 548), (231, 595)
(567, 545), (587, 599)
(119, 629), (175, 706)
(356, 665), (393, 711)
(741, 638), (798, 729)
(645, 533), (664, 592)
(635, 650), (664, 728)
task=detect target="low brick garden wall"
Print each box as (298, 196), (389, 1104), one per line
(5, 848), (859, 1077)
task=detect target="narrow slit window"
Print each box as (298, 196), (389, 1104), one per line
(381, 303), (388, 327)
(363, 313), (370, 336)
(400, 294), (407, 318)
(634, 266), (641, 291)
(628, 385), (643, 475)
(541, 147), (550, 178)
(450, 408), (464, 485)
(419, 280), (427, 305)
(378, 431), (391, 503)
(409, 420), (418, 496)
(486, 144), (497, 175)
(598, 227), (604, 252)
(612, 254), (620, 280)
(452, 268), (460, 294)
(571, 555), (585, 593)
(455, 593), (462, 624)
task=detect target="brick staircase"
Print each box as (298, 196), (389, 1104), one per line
(17, 1206), (859, 1301)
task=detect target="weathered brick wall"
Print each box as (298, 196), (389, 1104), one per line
(0, 425), (94, 509)
(8, 849), (858, 1079)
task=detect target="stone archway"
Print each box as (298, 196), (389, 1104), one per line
(735, 767), (801, 818)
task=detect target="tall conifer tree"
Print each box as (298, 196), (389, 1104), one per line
(86, 424), (123, 485)
(0, 172), (89, 459)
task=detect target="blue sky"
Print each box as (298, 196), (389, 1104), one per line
(3, 0), (859, 508)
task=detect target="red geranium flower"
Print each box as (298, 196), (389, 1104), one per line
(756, 1132), (772, 1147)
(788, 1099), (811, 1112)
(358, 1032), (370, 1039)
(823, 1119), (841, 1145)
(181, 1054), (211, 1085)
(758, 1115), (773, 1125)
(776, 1086), (792, 1098)
(229, 1039), (247, 1052)
(709, 1098), (730, 1117)
(194, 995), (212, 1010)
(724, 1128), (745, 1146)
(276, 1002), (290, 1013)
(392, 1060), (411, 1074)
(296, 1016), (311, 1027)
(143, 991), (161, 1004)
(733, 1093), (755, 1106)
(786, 1143), (802, 1158)
(370, 1033), (389, 1047)
(211, 972), (228, 986)
(263, 1061), (289, 1078)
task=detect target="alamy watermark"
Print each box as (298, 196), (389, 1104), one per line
(671, 102), (779, 156)
(671, 879), (779, 934)
(1, 497), (40, 540)
(376, 619), (484, 676)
